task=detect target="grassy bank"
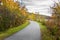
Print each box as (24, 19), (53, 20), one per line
(39, 23), (55, 40)
(0, 21), (29, 40)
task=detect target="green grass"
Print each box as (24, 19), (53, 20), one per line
(0, 21), (29, 40)
(38, 22), (55, 40)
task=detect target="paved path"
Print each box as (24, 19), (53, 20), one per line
(5, 21), (41, 40)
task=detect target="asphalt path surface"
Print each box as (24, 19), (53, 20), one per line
(5, 21), (41, 40)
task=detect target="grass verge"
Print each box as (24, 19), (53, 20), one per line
(38, 22), (55, 40)
(0, 21), (29, 40)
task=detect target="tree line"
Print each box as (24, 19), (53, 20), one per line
(44, 1), (60, 40)
(0, 0), (28, 31)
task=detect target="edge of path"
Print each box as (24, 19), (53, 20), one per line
(0, 21), (30, 40)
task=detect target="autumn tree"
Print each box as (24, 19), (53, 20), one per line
(45, 1), (60, 40)
(0, 0), (28, 31)
(51, 2), (60, 40)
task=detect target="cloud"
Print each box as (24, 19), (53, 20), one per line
(22, 0), (48, 2)
(20, 0), (54, 16)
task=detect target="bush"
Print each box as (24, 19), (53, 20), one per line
(0, 1), (27, 31)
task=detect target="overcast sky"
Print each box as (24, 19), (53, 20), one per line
(17, 0), (59, 16)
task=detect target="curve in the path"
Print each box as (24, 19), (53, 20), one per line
(5, 21), (41, 40)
